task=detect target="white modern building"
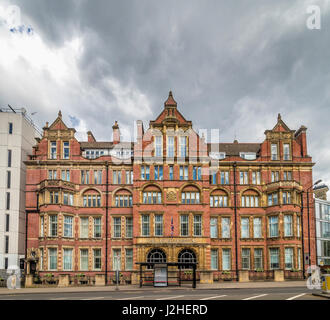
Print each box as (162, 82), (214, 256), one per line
(0, 107), (40, 270)
(314, 185), (330, 267)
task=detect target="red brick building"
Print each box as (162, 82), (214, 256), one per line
(25, 92), (316, 285)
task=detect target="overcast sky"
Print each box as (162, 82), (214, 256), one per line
(0, 0), (329, 188)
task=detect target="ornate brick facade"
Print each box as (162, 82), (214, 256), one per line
(25, 92), (316, 283)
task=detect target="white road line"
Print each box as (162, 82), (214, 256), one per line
(156, 295), (185, 300)
(286, 293), (306, 300)
(117, 296), (145, 300)
(81, 297), (105, 300)
(200, 295), (227, 300)
(242, 294), (268, 300)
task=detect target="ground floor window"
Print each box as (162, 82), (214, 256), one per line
(178, 249), (196, 268)
(211, 249), (218, 270)
(147, 249), (166, 264)
(254, 248), (263, 270)
(270, 248), (279, 269)
(222, 249), (231, 270)
(241, 248), (250, 270)
(125, 249), (133, 270)
(63, 248), (73, 271)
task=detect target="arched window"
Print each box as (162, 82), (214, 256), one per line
(114, 189), (132, 207)
(83, 189), (101, 207)
(181, 186), (200, 204)
(241, 190), (260, 207)
(147, 249), (166, 264)
(210, 190), (228, 207)
(142, 185), (162, 204)
(178, 249), (197, 267)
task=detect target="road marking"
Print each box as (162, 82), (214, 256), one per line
(117, 296), (144, 300)
(200, 295), (227, 300)
(81, 297), (105, 300)
(156, 295), (184, 300)
(286, 293), (306, 300)
(242, 294), (268, 300)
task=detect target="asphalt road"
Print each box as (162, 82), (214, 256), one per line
(0, 287), (326, 300)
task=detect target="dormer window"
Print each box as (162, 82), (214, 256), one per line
(209, 152), (226, 160)
(63, 141), (70, 159)
(271, 144), (278, 160)
(283, 143), (290, 160)
(240, 152), (256, 160)
(50, 141), (57, 159)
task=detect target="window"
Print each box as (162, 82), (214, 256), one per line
(6, 171), (11, 188)
(193, 166), (202, 181)
(210, 194), (228, 207)
(126, 217), (133, 238)
(155, 136), (162, 157)
(125, 170), (133, 184)
(48, 170), (57, 180)
(241, 248), (250, 270)
(50, 141), (57, 159)
(169, 166), (174, 180)
(210, 171), (217, 184)
(8, 122), (13, 134)
(283, 171), (292, 181)
(5, 235), (9, 254)
(181, 191), (200, 204)
(180, 215), (189, 236)
(113, 217), (121, 238)
(268, 192), (278, 206)
(141, 165), (150, 180)
(322, 241), (330, 257)
(269, 216), (279, 237)
(61, 170), (70, 181)
(284, 215), (293, 237)
(40, 248), (44, 270)
(94, 217), (101, 238)
(81, 170), (90, 184)
(80, 249), (89, 271)
(154, 165), (163, 180)
(241, 218), (250, 238)
(221, 217), (230, 238)
(63, 248), (73, 271)
(154, 214), (163, 236)
(180, 136), (187, 157)
(284, 248), (293, 270)
(141, 215), (150, 236)
(240, 152), (257, 160)
(270, 248), (279, 269)
(94, 170), (102, 184)
(193, 215), (202, 236)
(93, 249), (102, 270)
(178, 249), (196, 266)
(321, 222), (330, 238)
(6, 192), (10, 210)
(252, 171), (261, 185)
(125, 249), (133, 270)
(167, 136), (175, 157)
(210, 217), (218, 238)
(5, 214), (10, 232)
(282, 191), (291, 205)
(83, 194), (101, 207)
(271, 143), (278, 160)
(283, 143), (290, 160)
(49, 215), (58, 237)
(211, 249), (218, 270)
(63, 216), (73, 237)
(222, 249), (231, 270)
(63, 141), (70, 159)
(40, 216), (44, 236)
(179, 166), (188, 180)
(49, 191), (59, 204)
(115, 194), (133, 207)
(63, 192), (73, 206)
(148, 249), (166, 264)
(7, 149), (12, 168)
(253, 217), (262, 238)
(220, 171), (229, 184)
(80, 217), (89, 238)
(241, 194), (259, 207)
(143, 191), (162, 204)
(113, 249), (121, 270)
(297, 215), (301, 237)
(271, 171), (279, 182)
(239, 171), (249, 184)
(298, 248), (302, 270)
(113, 170), (122, 184)
(48, 248), (57, 270)
(254, 249), (263, 270)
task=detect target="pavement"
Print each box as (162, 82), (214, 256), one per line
(0, 280), (328, 300)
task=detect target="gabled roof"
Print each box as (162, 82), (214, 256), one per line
(271, 113), (292, 132)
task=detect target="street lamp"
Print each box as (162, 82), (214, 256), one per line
(306, 179), (322, 267)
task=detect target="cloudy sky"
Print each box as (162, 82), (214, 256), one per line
(0, 0), (329, 187)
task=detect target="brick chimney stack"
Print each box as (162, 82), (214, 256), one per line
(87, 131), (96, 143)
(295, 125), (308, 157)
(112, 121), (120, 144)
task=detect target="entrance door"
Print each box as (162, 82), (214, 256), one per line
(30, 261), (36, 275)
